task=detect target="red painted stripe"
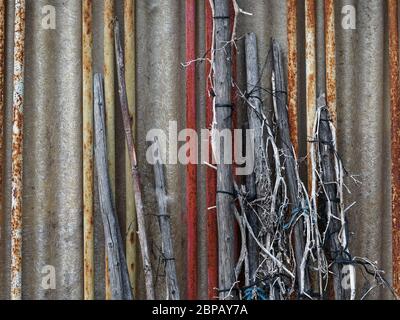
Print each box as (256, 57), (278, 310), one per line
(205, 0), (218, 300)
(186, 0), (198, 300)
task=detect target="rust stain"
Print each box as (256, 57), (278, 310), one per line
(287, 0), (298, 155)
(325, 0), (337, 126)
(389, 0), (400, 297)
(305, 0), (316, 192)
(0, 0), (6, 253)
(82, 0), (94, 301)
(11, 0), (25, 301)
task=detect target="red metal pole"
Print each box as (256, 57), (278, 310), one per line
(389, 0), (400, 297)
(205, 0), (218, 300)
(186, 0), (198, 300)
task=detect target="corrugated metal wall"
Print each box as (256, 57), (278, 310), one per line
(0, 0), (394, 300)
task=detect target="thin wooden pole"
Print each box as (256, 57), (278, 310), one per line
(389, 0), (400, 297)
(305, 0), (317, 192)
(287, 0), (299, 154)
(244, 33), (263, 283)
(115, 19), (155, 300)
(186, 0), (198, 300)
(152, 139), (180, 300)
(205, 0), (218, 300)
(10, 0), (25, 301)
(124, 0), (138, 297)
(83, 0), (94, 300)
(103, 0), (115, 300)
(94, 73), (133, 300)
(325, 0), (337, 126)
(0, 1), (6, 255)
(214, 0), (236, 300)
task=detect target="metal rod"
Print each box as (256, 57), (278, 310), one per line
(389, 0), (400, 298)
(325, 0), (337, 126)
(186, 0), (198, 300)
(104, 0), (115, 300)
(83, 0), (94, 300)
(305, 0), (317, 191)
(124, 0), (138, 298)
(0, 1), (6, 263)
(205, 0), (218, 300)
(11, 0), (25, 301)
(287, 0), (299, 154)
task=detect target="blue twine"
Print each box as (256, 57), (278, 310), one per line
(283, 206), (309, 230)
(243, 287), (268, 301)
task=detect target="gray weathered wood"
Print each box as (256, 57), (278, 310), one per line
(94, 73), (133, 300)
(244, 33), (264, 282)
(271, 40), (311, 296)
(114, 19), (155, 300)
(152, 138), (180, 300)
(214, 0), (236, 299)
(317, 96), (345, 300)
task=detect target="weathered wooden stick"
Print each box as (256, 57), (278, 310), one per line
(152, 139), (180, 300)
(186, 0), (198, 300)
(287, 0), (299, 155)
(317, 96), (344, 300)
(114, 19), (155, 300)
(94, 74), (133, 300)
(271, 39), (311, 296)
(82, 0), (94, 300)
(11, 0), (25, 301)
(214, 0), (236, 300)
(205, 0), (218, 300)
(124, 0), (138, 297)
(103, 0), (115, 300)
(389, 0), (400, 297)
(244, 33), (263, 283)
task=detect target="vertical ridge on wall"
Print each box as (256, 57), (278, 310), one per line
(124, 0), (138, 298)
(103, 0), (115, 300)
(389, 0), (400, 297)
(0, 3), (5, 272)
(82, 0), (94, 300)
(186, 0), (198, 300)
(205, 0), (218, 300)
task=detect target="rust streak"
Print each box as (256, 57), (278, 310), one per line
(11, 0), (25, 301)
(305, 0), (316, 191)
(0, 1), (6, 267)
(287, 0), (299, 155)
(325, 0), (337, 126)
(83, 0), (94, 300)
(389, 0), (400, 298)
